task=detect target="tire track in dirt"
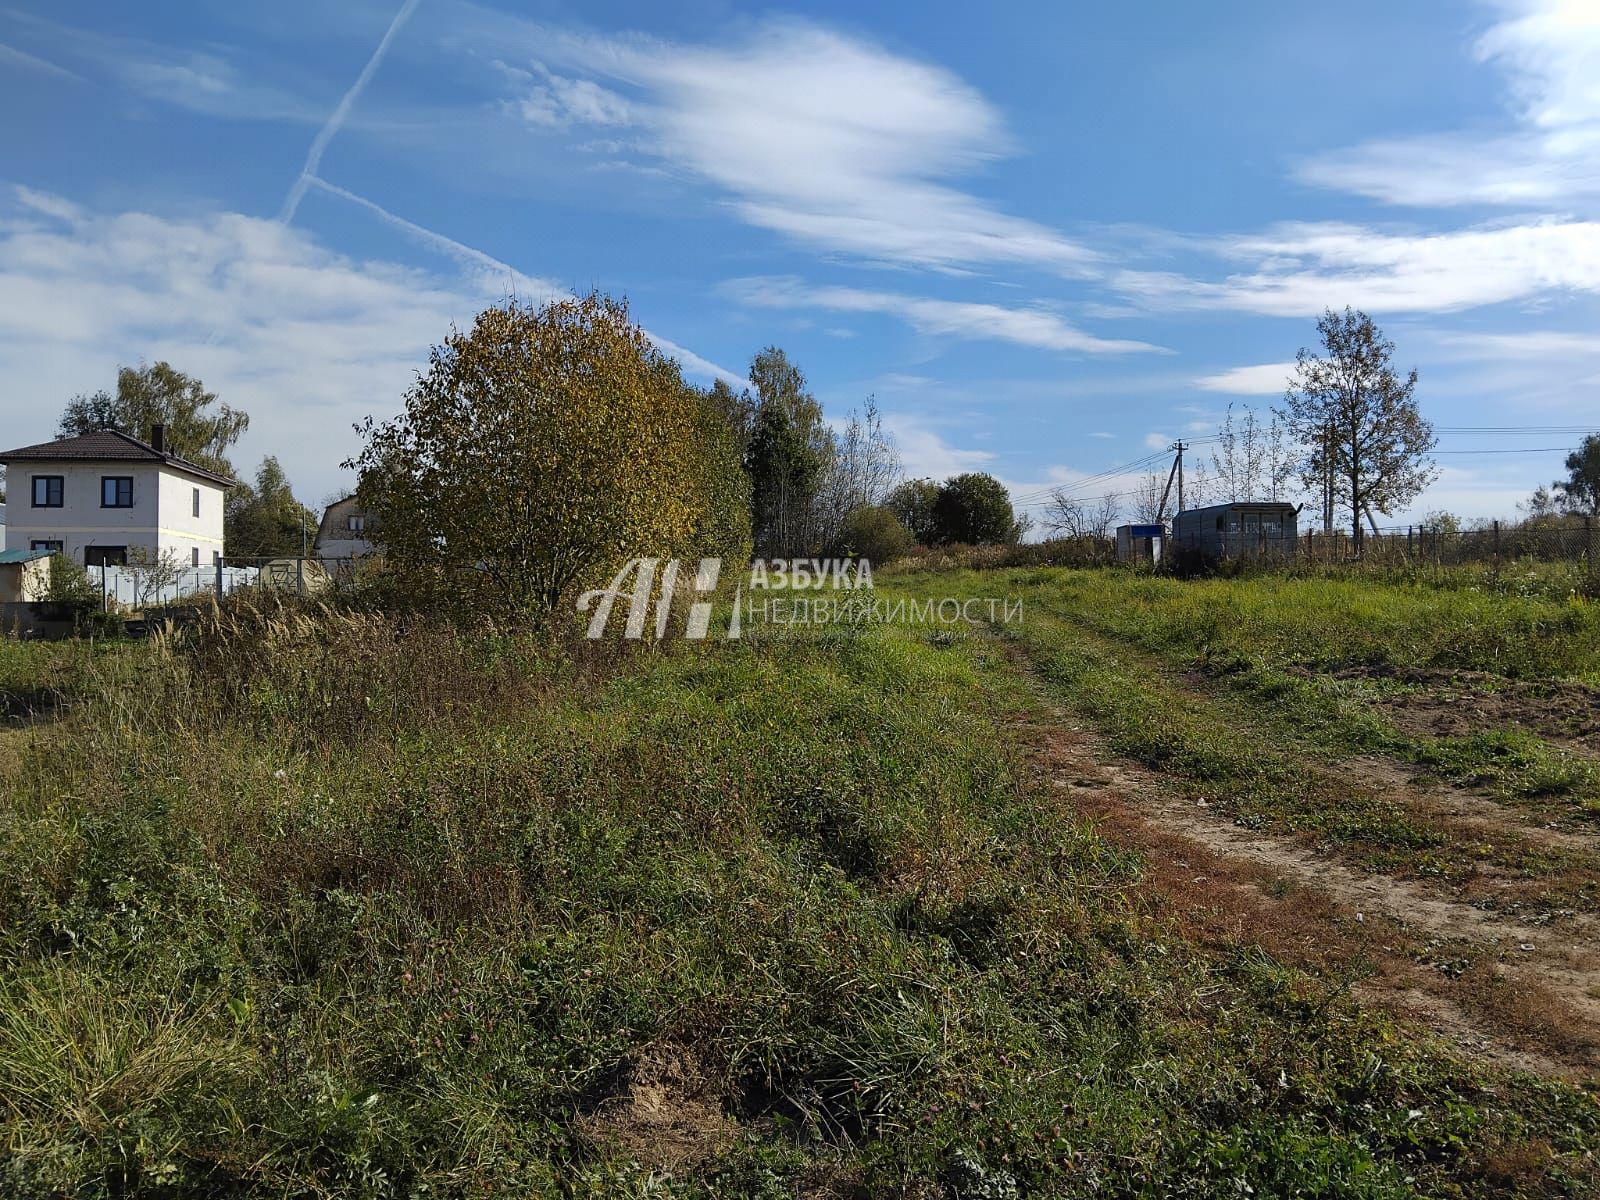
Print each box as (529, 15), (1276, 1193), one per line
(1000, 662), (1600, 1080)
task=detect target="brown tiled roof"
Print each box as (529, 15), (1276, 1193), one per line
(0, 430), (237, 487)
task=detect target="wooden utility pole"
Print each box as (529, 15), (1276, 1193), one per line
(1322, 423), (1333, 535)
(1172, 441), (1187, 513)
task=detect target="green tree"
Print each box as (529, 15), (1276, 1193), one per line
(704, 378), (756, 460)
(1280, 309), (1437, 554)
(681, 375), (753, 566)
(1522, 485), (1562, 524)
(1554, 434), (1600, 515)
(347, 294), (715, 617)
(59, 362), (248, 478)
(744, 348), (828, 556)
(225, 457), (318, 558)
(933, 473), (1018, 545)
(885, 478), (940, 545)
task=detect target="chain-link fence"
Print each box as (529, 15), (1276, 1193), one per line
(1301, 518), (1599, 568)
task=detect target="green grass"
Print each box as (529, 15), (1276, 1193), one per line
(0, 596), (1596, 1195)
(946, 567), (1600, 821)
(882, 570), (1600, 907)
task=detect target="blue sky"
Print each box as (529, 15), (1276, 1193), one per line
(2, 0), (1598, 523)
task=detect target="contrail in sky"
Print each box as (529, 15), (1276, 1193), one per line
(306, 176), (552, 294)
(308, 177), (745, 387)
(279, 0), (422, 223)
(0, 40), (82, 82)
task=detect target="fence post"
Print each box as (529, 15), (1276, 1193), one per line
(1493, 520), (1501, 561)
(1588, 515), (1596, 581)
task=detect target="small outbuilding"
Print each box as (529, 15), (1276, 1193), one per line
(1171, 502), (1298, 565)
(1115, 523), (1165, 565)
(0, 548), (53, 604)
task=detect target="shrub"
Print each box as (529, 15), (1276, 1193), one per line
(44, 555), (97, 604)
(348, 294), (722, 619)
(832, 505), (913, 564)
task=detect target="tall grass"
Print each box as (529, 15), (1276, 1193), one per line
(991, 567), (1600, 679)
(0, 594), (1595, 1195)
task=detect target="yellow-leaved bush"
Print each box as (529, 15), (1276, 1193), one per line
(347, 294), (750, 617)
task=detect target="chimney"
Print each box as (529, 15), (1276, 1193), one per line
(151, 423), (166, 453)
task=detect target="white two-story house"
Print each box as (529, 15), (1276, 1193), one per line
(0, 426), (234, 568)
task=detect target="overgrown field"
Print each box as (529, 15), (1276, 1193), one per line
(2, 575), (1599, 1197)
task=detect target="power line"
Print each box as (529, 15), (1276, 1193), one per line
(1018, 423), (1591, 513)
(1435, 425), (1596, 434)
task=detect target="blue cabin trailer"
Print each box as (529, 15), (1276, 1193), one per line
(1171, 502), (1298, 567)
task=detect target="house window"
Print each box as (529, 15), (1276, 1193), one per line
(85, 546), (127, 567)
(191, 547), (200, 567)
(101, 476), (134, 508)
(348, 514), (365, 532)
(30, 540), (63, 554)
(192, 487), (201, 518)
(31, 475), (63, 507)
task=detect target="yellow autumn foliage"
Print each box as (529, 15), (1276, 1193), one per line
(348, 294), (746, 616)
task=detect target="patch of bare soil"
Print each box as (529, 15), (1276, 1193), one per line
(574, 1043), (737, 1173)
(1008, 703), (1600, 1080)
(1330, 665), (1600, 755)
(1339, 753), (1600, 853)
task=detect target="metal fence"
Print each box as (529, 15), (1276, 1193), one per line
(91, 557), (363, 608)
(1301, 519), (1599, 568)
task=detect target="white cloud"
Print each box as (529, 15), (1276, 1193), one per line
(500, 62), (633, 128)
(0, 188), (469, 500)
(1296, 129), (1600, 208)
(1117, 218), (1600, 315)
(0, 187), (738, 504)
(1106, 4), (1600, 319)
(126, 55), (235, 100)
(1298, 1), (1600, 208)
(492, 19), (1098, 275)
(4, 11), (315, 121)
(1478, 0), (1600, 129)
(1432, 329), (1600, 358)
(880, 413), (994, 480)
(723, 276), (1163, 354)
(1396, 460), (1557, 525)
(12, 186), (83, 224)
(1195, 362), (1297, 395)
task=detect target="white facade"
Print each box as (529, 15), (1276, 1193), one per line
(314, 496), (378, 560)
(5, 460), (227, 568)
